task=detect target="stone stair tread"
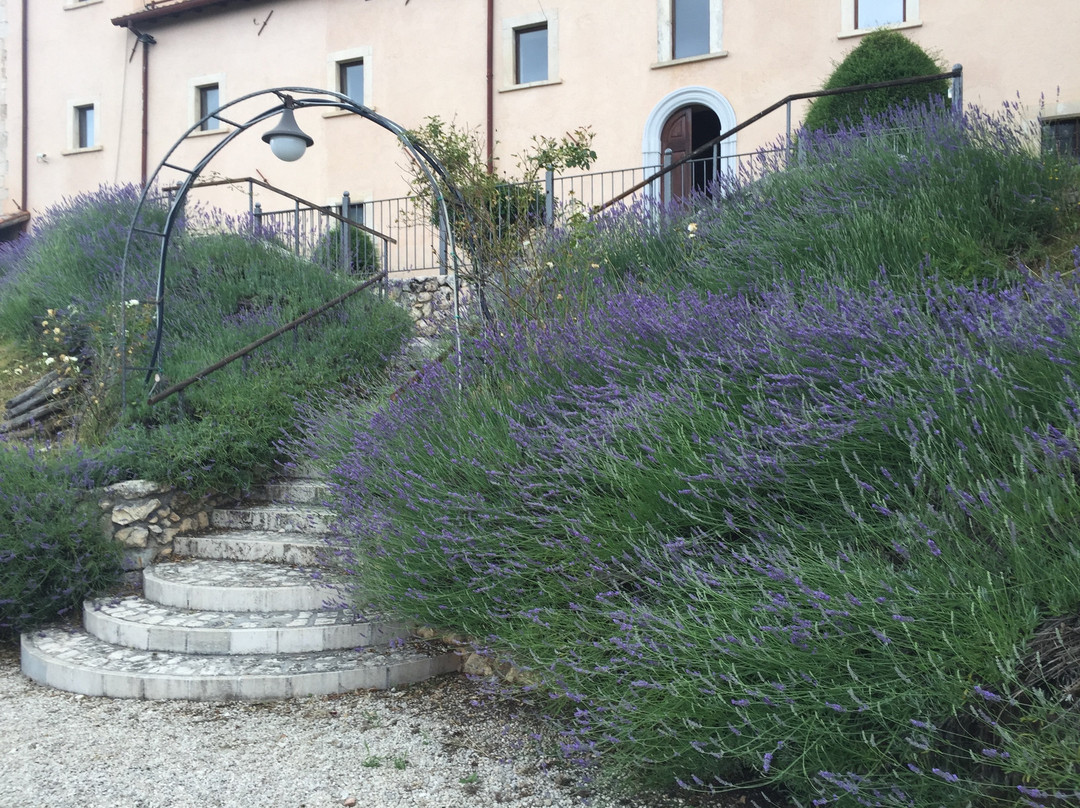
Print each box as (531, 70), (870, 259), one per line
(186, 528), (322, 546)
(21, 627), (462, 700)
(87, 594), (381, 630)
(174, 530), (326, 566)
(145, 559), (327, 588)
(143, 559), (342, 613)
(211, 504), (334, 534)
(84, 595), (407, 655)
(253, 480), (331, 505)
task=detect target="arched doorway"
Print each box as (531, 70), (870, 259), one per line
(642, 86), (737, 203)
(660, 104), (722, 199)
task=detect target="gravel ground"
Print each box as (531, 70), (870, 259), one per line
(0, 643), (780, 808)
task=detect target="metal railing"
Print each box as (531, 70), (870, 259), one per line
(178, 66), (963, 281)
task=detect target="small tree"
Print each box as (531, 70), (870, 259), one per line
(405, 116), (596, 319)
(803, 30), (948, 133)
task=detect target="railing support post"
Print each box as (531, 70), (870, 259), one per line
(341, 191), (351, 272)
(786, 100), (793, 166)
(951, 64), (963, 117)
(545, 166), (554, 228)
(662, 148), (673, 207)
(293, 198), (300, 254)
(253, 202), (262, 234)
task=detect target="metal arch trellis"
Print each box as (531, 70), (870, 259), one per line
(118, 85), (468, 407)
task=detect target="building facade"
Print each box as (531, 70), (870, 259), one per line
(2, 0), (1079, 233)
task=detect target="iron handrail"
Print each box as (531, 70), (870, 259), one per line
(594, 67), (963, 214)
(146, 271), (388, 405)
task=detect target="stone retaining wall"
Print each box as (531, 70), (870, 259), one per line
(387, 274), (471, 338)
(97, 480), (235, 570)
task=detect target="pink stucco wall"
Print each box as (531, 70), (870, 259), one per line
(4, 0), (1079, 220)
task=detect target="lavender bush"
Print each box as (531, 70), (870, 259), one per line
(0, 187), (412, 493)
(544, 103), (1074, 296)
(314, 274), (1080, 805)
(0, 445), (121, 637)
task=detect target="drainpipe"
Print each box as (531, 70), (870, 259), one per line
(129, 28), (157, 187)
(20, 0), (28, 210)
(486, 0), (494, 173)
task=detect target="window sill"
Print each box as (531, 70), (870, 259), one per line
(61, 146), (103, 156)
(187, 127), (229, 138)
(838, 20), (922, 39)
(65, 0), (103, 9)
(652, 51), (729, 70)
(499, 78), (562, 94)
(323, 107), (373, 118)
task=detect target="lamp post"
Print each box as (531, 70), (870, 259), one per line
(119, 87), (465, 405)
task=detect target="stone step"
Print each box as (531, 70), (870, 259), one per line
(175, 529), (324, 566)
(212, 504), (333, 534)
(253, 479), (331, 506)
(143, 560), (340, 612)
(83, 595), (407, 655)
(21, 628), (461, 700)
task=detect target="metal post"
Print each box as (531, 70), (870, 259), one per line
(438, 218), (448, 277)
(786, 100), (793, 166)
(662, 148), (673, 207)
(253, 202), (263, 233)
(951, 64), (963, 117)
(544, 166), (554, 228)
(382, 239), (390, 296)
(711, 143), (719, 191)
(341, 191), (351, 272)
(293, 198), (300, 254)
(248, 179), (254, 218)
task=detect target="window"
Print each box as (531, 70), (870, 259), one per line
(339, 59), (364, 105)
(515, 24), (548, 84)
(501, 12), (559, 89)
(328, 48), (372, 109)
(198, 84), (220, 131)
(1044, 118), (1080, 160)
(842, 0), (919, 33)
(657, 0), (722, 63)
(76, 104), (95, 149)
(672, 0), (710, 59)
(856, 0), (906, 29)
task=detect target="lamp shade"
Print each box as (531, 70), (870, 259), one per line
(261, 107), (314, 162)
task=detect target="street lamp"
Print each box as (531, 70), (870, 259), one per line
(260, 97), (314, 162)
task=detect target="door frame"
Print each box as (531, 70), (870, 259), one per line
(642, 86), (737, 201)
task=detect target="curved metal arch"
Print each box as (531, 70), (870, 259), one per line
(119, 86), (466, 401)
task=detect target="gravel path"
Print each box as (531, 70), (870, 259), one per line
(1, 643), (749, 808)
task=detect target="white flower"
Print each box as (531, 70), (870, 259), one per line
(44, 357), (56, 365)
(126, 299), (140, 308)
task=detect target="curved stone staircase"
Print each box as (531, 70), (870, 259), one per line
(20, 478), (460, 700)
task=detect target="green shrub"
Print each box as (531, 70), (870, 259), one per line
(803, 30), (948, 133)
(312, 224), (382, 276)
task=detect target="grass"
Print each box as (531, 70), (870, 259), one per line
(296, 103), (1080, 807)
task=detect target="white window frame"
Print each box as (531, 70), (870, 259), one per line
(188, 75), (226, 134)
(64, 0), (103, 9)
(840, 0), (921, 37)
(65, 99), (101, 154)
(501, 11), (560, 90)
(657, 0), (723, 64)
(327, 46), (373, 111)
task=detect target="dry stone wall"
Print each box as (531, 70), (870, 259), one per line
(97, 480), (236, 570)
(387, 274), (471, 338)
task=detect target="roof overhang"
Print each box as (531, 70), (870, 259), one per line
(112, 0), (265, 29)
